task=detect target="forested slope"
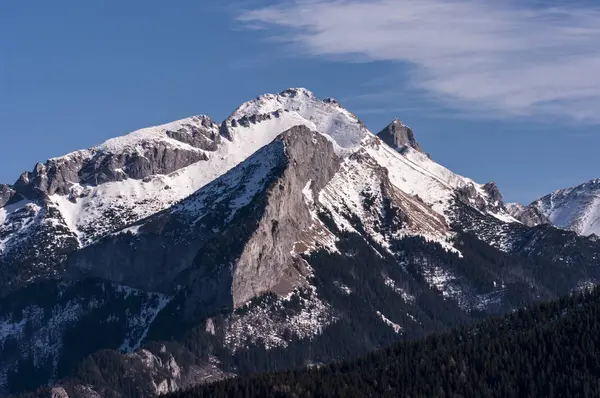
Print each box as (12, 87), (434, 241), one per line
(169, 287), (600, 398)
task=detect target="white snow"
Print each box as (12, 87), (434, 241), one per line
(224, 285), (335, 352)
(0, 200), (42, 253)
(112, 224), (143, 237)
(10, 87), (516, 257)
(366, 141), (515, 224)
(175, 138), (285, 227)
(120, 293), (171, 352)
(49, 114), (306, 245)
(532, 179), (600, 237)
(334, 281), (352, 295)
(317, 151), (459, 255)
(376, 311), (402, 333)
(49, 116), (217, 162)
(383, 275), (416, 303)
(367, 143), (461, 217)
(228, 88), (369, 152)
(47, 89), (369, 248)
(97, 117), (211, 154)
(575, 279), (596, 293)
(302, 180), (314, 206)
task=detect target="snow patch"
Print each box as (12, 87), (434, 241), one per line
(334, 281), (352, 295)
(119, 293), (171, 352)
(376, 311), (402, 333)
(302, 180), (314, 206)
(228, 88), (368, 153)
(383, 275), (415, 303)
(0, 200), (42, 253)
(224, 286), (335, 352)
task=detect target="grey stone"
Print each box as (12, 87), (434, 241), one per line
(12, 117), (220, 198)
(377, 119), (423, 153)
(483, 182), (503, 206)
(455, 181), (505, 215)
(0, 184), (17, 207)
(230, 125), (341, 307)
(505, 203), (551, 227)
(51, 387), (70, 398)
(64, 126), (340, 314)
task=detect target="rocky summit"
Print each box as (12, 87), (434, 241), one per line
(377, 119), (423, 153)
(2, 88), (600, 397)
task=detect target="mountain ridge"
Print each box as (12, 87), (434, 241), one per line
(508, 178), (600, 237)
(2, 88), (600, 397)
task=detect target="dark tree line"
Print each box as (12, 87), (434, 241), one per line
(169, 287), (600, 398)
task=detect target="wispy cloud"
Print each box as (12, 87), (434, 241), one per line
(238, 0), (600, 122)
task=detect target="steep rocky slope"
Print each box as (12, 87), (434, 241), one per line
(2, 88), (600, 397)
(0, 89), (366, 296)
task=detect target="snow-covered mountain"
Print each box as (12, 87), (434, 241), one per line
(508, 179), (600, 237)
(2, 88), (600, 397)
(0, 89), (368, 295)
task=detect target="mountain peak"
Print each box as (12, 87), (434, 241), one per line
(527, 177), (600, 236)
(278, 87), (316, 98)
(377, 119), (423, 153)
(223, 88), (368, 152)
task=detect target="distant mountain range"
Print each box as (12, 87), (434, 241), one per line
(507, 179), (600, 237)
(1, 88), (599, 397)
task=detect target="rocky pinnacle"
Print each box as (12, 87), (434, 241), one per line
(377, 119), (423, 153)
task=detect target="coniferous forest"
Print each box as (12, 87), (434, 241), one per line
(167, 287), (600, 398)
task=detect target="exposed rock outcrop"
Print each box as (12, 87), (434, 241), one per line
(230, 125), (341, 307)
(64, 126), (340, 312)
(5, 87), (600, 398)
(12, 116), (220, 198)
(378, 119), (423, 153)
(506, 202), (551, 227)
(0, 184), (17, 207)
(455, 181), (505, 215)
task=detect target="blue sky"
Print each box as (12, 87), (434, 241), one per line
(1, 0), (599, 203)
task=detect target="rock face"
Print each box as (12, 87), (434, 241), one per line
(65, 126), (337, 310)
(229, 126), (341, 307)
(13, 116), (220, 199)
(3, 88), (600, 397)
(0, 184), (17, 207)
(455, 181), (506, 215)
(1, 88), (370, 296)
(51, 387), (70, 398)
(506, 203), (550, 227)
(377, 119), (423, 152)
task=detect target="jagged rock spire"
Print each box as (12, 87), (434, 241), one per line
(377, 119), (423, 153)
(0, 184), (17, 207)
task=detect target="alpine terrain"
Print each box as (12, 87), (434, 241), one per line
(508, 179), (600, 237)
(2, 88), (600, 397)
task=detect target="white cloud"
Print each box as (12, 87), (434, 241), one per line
(239, 0), (600, 122)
